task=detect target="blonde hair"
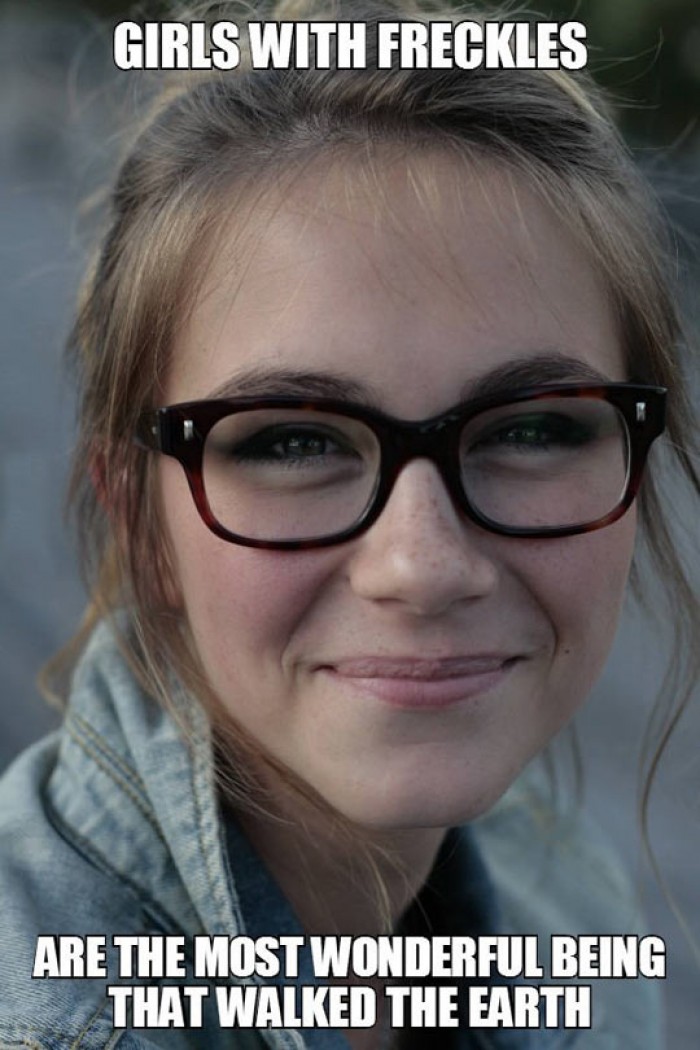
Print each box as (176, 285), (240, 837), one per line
(55, 0), (699, 908)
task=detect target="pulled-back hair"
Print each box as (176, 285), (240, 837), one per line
(58, 0), (699, 853)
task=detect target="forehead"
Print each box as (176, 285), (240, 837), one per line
(166, 150), (624, 412)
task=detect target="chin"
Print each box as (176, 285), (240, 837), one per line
(317, 757), (523, 832)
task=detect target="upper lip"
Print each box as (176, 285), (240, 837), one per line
(321, 656), (518, 679)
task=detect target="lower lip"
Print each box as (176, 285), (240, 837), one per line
(320, 662), (517, 710)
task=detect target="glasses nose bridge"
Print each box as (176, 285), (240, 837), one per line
(385, 413), (465, 507)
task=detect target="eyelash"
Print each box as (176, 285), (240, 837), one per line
(226, 426), (354, 465)
(471, 413), (595, 453)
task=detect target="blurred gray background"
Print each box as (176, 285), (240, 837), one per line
(1, 2), (698, 1045)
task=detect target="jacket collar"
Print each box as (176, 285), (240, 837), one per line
(47, 617), (242, 938)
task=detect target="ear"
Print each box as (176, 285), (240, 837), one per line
(88, 445), (133, 583)
(89, 445), (131, 522)
(89, 450), (111, 511)
(90, 445), (185, 614)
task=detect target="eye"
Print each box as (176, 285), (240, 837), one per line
(472, 411), (596, 453)
(280, 432), (329, 457)
(228, 424), (356, 465)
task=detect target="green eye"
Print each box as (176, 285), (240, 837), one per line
(268, 431), (332, 459)
(221, 425), (355, 466)
(475, 412), (595, 452)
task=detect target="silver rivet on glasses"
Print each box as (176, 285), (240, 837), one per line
(183, 419), (194, 441)
(636, 402), (646, 422)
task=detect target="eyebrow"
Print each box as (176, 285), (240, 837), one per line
(466, 354), (613, 401)
(204, 353), (614, 407)
(206, 368), (376, 404)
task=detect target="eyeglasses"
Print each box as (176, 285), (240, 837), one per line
(135, 383), (666, 549)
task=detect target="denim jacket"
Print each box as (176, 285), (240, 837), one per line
(0, 621), (661, 1049)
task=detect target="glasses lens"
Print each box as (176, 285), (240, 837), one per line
(460, 396), (630, 531)
(202, 408), (381, 542)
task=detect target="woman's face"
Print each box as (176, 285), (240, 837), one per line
(160, 154), (636, 829)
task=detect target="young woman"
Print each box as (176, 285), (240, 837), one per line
(1, 2), (697, 1047)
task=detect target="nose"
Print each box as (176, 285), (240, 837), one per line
(347, 459), (498, 617)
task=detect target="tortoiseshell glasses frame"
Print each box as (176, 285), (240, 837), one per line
(135, 382), (667, 549)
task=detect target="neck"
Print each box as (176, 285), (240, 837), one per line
(228, 772), (446, 1050)
(234, 781), (446, 937)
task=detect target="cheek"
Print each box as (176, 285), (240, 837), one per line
(181, 546), (331, 687)
(517, 511), (637, 699)
(160, 461), (340, 693)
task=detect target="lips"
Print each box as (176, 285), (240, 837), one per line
(318, 655), (520, 709)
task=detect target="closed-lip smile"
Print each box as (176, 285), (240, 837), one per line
(318, 655), (521, 708)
